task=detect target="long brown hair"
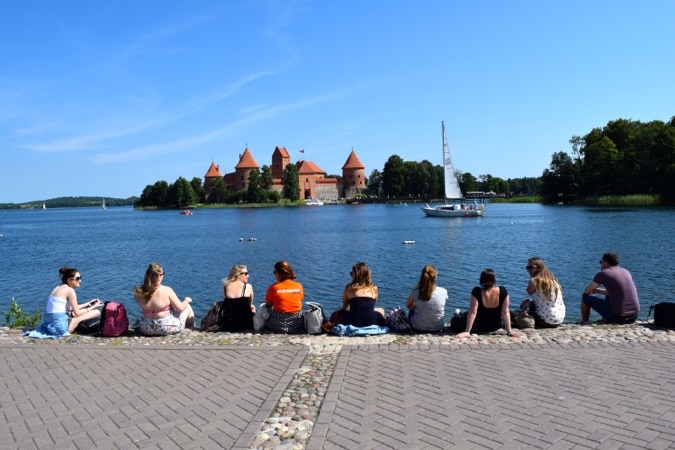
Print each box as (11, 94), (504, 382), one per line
(527, 257), (561, 301)
(348, 262), (373, 291)
(133, 262), (163, 302)
(415, 265), (437, 301)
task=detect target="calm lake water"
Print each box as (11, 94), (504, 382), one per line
(1, 203), (673, 323)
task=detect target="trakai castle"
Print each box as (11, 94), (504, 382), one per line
(203, 146), (366, 202)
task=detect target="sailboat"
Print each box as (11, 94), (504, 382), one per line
(42, 202), (46, 210)
(101, 198), (107, 210)
(421, 121), (484, 218)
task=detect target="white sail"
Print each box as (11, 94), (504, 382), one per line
(420, 121), (484, 217)
(102, 198), (106, 210)
(442, 121), (463, 200)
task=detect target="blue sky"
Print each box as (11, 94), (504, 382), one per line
(2, 0), (674, 203)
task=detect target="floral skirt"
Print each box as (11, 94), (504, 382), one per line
(138, 309), (189, 336)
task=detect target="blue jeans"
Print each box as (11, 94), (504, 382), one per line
(582, 294), (638, 324)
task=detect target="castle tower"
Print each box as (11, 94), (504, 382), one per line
(271, 146), (290, 180)
(234, 147), (260, 190)
(203, 160), (224, 201)
(341, 149), (366, 198)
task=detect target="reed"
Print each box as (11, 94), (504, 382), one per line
(584, 195), (660, 206)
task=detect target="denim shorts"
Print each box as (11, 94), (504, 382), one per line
(582, 294), (638, 324)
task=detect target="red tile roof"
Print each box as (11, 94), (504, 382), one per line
(297, 160), (325, 175)
(342, 149), (364, 169)
(204, 161), (223, 178)
(235, 148), (260, 169)
(274, 146), (290, 158)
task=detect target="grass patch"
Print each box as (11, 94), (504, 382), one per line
(583, 194), (660, 206)
(491, 196), (542, 203)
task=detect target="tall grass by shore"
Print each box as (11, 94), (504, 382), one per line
(491, 196), (542, 203)
(583, 195), (661, 206)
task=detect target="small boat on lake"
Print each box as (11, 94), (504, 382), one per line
(101, 198), (107, 210)
(421, 121), (484, 218)
(305, 198), (323, 206)
(180, 209), (192, 215)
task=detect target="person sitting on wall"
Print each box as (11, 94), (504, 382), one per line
(265, 261), (305, 333)
(581, 252), (639, 324)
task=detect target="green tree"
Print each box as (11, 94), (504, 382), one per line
(138, 180), (169, 207)
(208, 178), (227, 204)
(247, 168), (264, 203)
(541, 151), (579, 203)
(190, 177), (205, 201)
(260, 165), (274, 191)
(458, 172), (479, 193)
(282, 163), (300, 201)
(366, 169), (383, 196)
(382, 155), (406, 197)
(166, 177), (197, 208)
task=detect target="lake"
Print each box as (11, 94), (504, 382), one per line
(0, 203), (672, 324)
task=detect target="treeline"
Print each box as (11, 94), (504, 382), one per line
(541, 117), (675, 203)
(137, 116), (674, 207)
(365, 155), (541, 198)
(135, 164), (303, 208)
(0, 196), (138, 210)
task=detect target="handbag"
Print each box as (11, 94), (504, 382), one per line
(304, 302), (325, 335)
(648, 302), (675, 328)
(384, 307), (412, 333)
(200, 301), (223, 332)
(450, 311), (468, 333)
(253, 303), (270, 331)
(75, 317), (100, 335)
(514, 311), (535, 329)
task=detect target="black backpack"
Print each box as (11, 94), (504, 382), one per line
(649, 302), (675, 328)
(200, 301), (223, 332)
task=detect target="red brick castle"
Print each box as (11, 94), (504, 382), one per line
(203, 146), (366, 202)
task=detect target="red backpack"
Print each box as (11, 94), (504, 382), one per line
(100, 301), (129, 337)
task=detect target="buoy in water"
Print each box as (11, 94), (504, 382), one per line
(403, 240), (416, 244)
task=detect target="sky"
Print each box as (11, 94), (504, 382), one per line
(1, 0), (674, 203)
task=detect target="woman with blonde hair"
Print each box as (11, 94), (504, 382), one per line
(406, 265), (448, 332)
(522, 257), (565, 327)
(220, 264), (255, 331)
(133, 262), (194, 336)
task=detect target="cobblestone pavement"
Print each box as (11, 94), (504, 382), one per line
(1, 323), (674, 449)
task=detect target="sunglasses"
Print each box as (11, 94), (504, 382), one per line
(239, 272), (249, 276)
(70, 277), (82, 281)
(525, 266), (534, 270)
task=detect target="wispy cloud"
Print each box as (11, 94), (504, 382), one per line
(90, 85), (363, 164)
(16, 68), (281, 153)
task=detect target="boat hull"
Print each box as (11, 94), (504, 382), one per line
(421, 204), (484, 217)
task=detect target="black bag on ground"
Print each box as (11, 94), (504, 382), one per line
(75, 317), (100, 335)
(650, 302), (675, 328)
(200, 301), (223, 332)
(450, 311), (468, 333)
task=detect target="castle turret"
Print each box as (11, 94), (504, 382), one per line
(234, 147), (260, 190)
(341, 149), (366, 198)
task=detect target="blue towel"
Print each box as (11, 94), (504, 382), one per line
(24, 313), (70, 339)
(330, 324), (390, 337)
